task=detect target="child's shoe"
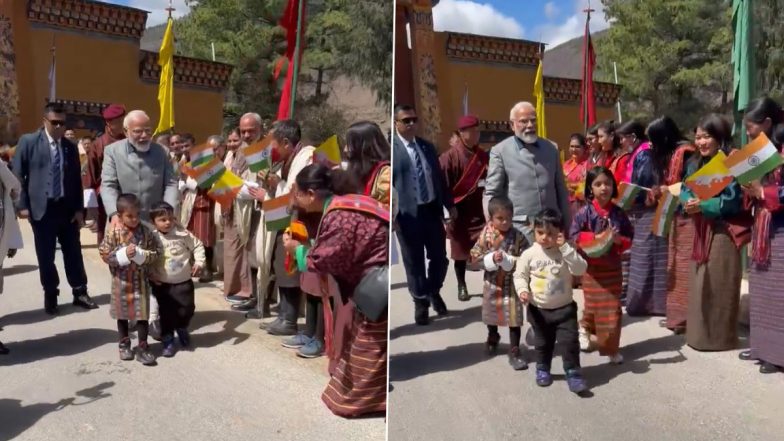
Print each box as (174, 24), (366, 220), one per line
(579, 327), (591, 352)
(297, 339), (324, 358)
(176, 328), (191, 348)
(162, 336), (177, 358)
(486, 332), (501, 355)
(507, 346), (528, 370)
(136, 342), (157, 366)
(566, 369), (588, 394)
(608, 353), (624, 365)
(535, 369), (553, 387)
(119, 338), (134, 361)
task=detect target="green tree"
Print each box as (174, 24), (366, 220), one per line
(754, 0), (784, 102)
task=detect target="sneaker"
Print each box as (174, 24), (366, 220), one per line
(162, 337), (176, 358)
(508, 346), (528, 370)
(566, 369), (588, 394)
(176, 328), (190, 348)
(136, 343), (157, 366)
(486, 332), (501, 355)
(297, 339), (324, 358)
(579, 328), (591, 352)
(226, 294), (248, 304)
(282, 333), (312, 349)
(119, 339), (134, 361)
(267, 320), (298, 336)
(608, 353), (624, 365)
(260, 317), (282, 330)
(536, 369), (553, 387)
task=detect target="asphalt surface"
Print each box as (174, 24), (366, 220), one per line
(0, 223), (385, 441)
(388, 240), (784, 441)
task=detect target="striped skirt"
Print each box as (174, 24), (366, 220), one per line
(748, 215), (784, 367)
(187, 195), (216, 247)
(621, 209), (644, 300)
(686, 230), (741, 351)
(581, 258), (623, 356)
(626, 209), (669, 316)
(322, 313), (387, 418)
(665, 215), (694, 331)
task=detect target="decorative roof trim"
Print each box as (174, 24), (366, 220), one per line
(28, 0), (148, 40)
(445, 32), (543, 67)
(544, 77), (620, 106)
(50, 99), (109, 117)
(139, 51), (233, 91)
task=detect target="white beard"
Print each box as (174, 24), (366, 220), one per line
(518, 132), (538, 145)
(131, 140), (151, 152)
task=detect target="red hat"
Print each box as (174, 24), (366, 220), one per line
(457, 114), (479, 130)
(102, 104), (126, 121)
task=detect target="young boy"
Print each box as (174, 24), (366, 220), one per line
(149, 202), (206, 357)
(469, 196), (528, 370)
(514, 208), (588, 393)
(99, 194), (161, 366)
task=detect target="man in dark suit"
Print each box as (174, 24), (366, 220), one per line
(12, 103), (98, 315)
(393, 104), (456, 325)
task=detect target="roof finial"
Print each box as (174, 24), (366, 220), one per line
(583, 0), (595, 17)
(166, 0), (175, 19)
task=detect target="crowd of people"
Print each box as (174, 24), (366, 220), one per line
(393, 96), (784, 395)
(1, 101), (391, 418)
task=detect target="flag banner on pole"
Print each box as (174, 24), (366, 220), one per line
(189, 143), (214, 167)
(208, 170), (244, 207)
(614, 182), (647, 211)
(533, 59), (547, 139)
(192, 158), (226, 189)
(262, 194), (292, 231)
(314, 135), (341, 167)
(154, 17), (175, 135)
(580, 12), (597, 128)
(48, 44), (56, 102)
(732, 0), (753, 145)
(724, 132), (783, 184)
(652, 190), (679, 237)
(685, 151), (733, 200)
(581, 229), (614, 258)
(243, 135), (280, 173)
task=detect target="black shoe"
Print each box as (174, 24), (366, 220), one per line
(245, 310), (263, 320)
(508, 346), (528, 370)
(44, 294), (59, 315)
(760, 362), (780, 374)
(486, 332), (501, 355)
(135, 343), (157, 366)
(432, 294), (448, 316)
(232, 298), (257, 312)
(0, 341), (8, 355)
(44, 305), (59, 315)
(414, 302), (429, 326)
(739, 350), (755, 361)
(267, 321), (298, 336)
(72, 293), (99, 310)
(198, 269), (214, 283)
(457, 285), (470, 302)
(149, 320), (163, 342)
(260, 317), (282, 330)
(119, 339), (134, 361)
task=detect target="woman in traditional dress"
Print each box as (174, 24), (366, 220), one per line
(344, 121), (391, 204)
(563, 133), (589, 217)
(586, 124), (602, 167)
(0, 158), (21, 354)
(681, 114), (743, 351)
(596, 121), (631, 183)
(284, 164), (388, 417)
(625, 117), (683, 316)
(739, 97), (784, 373)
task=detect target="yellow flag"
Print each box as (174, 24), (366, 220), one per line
(314, 135), (341, 167)
(533, 59), (547, 140)
(154, 18), (175, 135)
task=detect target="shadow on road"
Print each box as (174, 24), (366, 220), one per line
(189, 309), (251, 348)
(389, 342), (489, 382)
(0, 293), (110, 328)
(581, 333), (687, 392)
(390, 305), (481, 340)
(2, 264), (38, 277)
(0, 381), (114, 440)
(390, 282), (408, 291)
(0, 328), (117, 366)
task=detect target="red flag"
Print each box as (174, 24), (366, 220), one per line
(579, 12), (596, 128)
(276, 0), (307, 121)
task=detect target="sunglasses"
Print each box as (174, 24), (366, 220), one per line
(45, 118), (66, 127)
(397, 117), (418, 125)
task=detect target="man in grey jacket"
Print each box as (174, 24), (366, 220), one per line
(485, 101), (570, 242)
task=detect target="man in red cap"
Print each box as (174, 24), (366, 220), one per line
(439, 114), (489, 301)
(84, 103), (126, 244)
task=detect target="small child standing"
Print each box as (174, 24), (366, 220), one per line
(514, 208), (588, 393)
(99, 194), (162, 366)
(469, 196), (528, 370)
(149, 202), (206, 357)
(569, 166), (633, 364)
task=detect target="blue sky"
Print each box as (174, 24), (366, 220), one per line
(104, 0), (190, 27)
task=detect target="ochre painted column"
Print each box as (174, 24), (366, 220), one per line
(0, 0), (20, 143)
(406, 0), (441, 143)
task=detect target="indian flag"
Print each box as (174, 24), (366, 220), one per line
(314, 135), (341, 167)
(652, 190), (679, 237)
(189, 143), (214, 167)
(724, 132), (783, 184)
(192, 157), (226, 189)
(243, 135), (275, 173)
(207, 170), (243, 207)
(262, 194), (291, 231)
(581, 229), (614, 258)
(614, 182), (646, 211)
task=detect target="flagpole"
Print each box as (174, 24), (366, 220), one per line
(582, 4), (593, 132)
(613, 61), (622, 123)
(288, 0), (305, 119)
(49, 34), (56, 103)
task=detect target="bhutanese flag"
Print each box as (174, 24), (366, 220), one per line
(207, 170), (243, 207)
(685, 151), (733, 200)
(652, 189), (679, 237)
(614, 182), (646, 211)
(314, 135), (341, 167)
(724, 132), (783, 184)
(581, 229), (614, 258)
(191, 157), (226, 189)
(262, 194), (291, 231)
(243, 135), (280, 173)
(189, 143), (214, 167)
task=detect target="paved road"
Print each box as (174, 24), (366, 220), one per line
(388, 241), (784, 441)
(0, 224), (384, 441)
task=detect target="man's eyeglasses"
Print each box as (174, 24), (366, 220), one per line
(397, 117), (418, 125)
(45, 118), (66, 127)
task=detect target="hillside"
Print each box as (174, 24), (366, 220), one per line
(543, 29), (609, 80)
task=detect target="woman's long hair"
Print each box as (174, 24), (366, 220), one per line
(745, 97), (784, 148)
(646, 116), (685, 182)
(296, 163), (357, 200)
(616, 120), (648, 147)
(597, 120), (621, 154)
(689, 114), (733, 168)
(344, 121), (391, 191)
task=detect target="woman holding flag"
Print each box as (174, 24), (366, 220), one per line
(739, 97), (784, 373)
(563, 133), (590, 216)
(681, 114), (743, 351)
(596, 121), (631, 183)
